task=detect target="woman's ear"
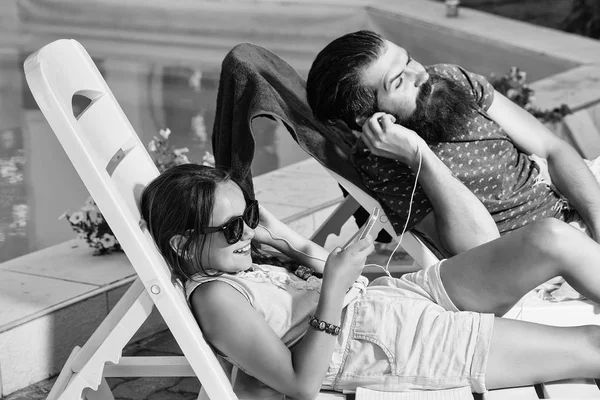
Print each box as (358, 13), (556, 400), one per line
(169, 234), (188, 255)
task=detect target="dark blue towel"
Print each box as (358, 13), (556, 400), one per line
(212, 43), (361, 199)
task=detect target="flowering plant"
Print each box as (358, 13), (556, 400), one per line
(60, 197), (122, 255)
(489, 67), (571, 124)
(62, 127), (215, 255)
(149, 128), (192, 173)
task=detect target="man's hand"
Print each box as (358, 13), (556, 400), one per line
(361, 112), (424, 168)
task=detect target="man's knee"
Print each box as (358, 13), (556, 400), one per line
(522, 218), (573, 255)
(522, 218), (576, 265)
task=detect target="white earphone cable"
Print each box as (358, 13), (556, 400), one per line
(365, 139), (422, 277)
(259, 138), (423, 277)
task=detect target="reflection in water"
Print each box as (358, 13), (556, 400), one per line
(162, 66), (217, 167)
(0, 128), (27, 262)
(1, 52), (307, 262)
(161, 65), (283, 176)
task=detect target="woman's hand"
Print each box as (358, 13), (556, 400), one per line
(322, 235), (375, 294)
(361, 112), (424, 168)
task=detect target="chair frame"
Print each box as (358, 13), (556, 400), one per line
(25, 39), (237, 400)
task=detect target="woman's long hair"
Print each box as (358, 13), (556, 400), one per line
(140, 164), (298, 283)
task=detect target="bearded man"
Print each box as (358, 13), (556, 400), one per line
(306, 30), (600, 254)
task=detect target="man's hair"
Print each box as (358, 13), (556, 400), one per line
(307, 30), (385, 131)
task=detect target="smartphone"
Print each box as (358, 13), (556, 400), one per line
(342, 207), (380, 250)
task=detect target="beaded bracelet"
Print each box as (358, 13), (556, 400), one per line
(294, 265), (314, 280)
(308, 315), (341, 336)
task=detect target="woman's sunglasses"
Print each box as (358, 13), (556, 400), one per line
(200, 200), (260, 244)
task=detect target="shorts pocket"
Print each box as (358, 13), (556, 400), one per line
(342, 294), (399, 377)
(341, 291), (451, 380)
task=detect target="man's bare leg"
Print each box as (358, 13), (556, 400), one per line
(486, 318), (600, 389)
(440, 218), (600, 315)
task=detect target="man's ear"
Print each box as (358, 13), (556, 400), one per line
(169, 234), (188, 255)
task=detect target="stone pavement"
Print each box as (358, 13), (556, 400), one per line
(2, 330), (199, 400)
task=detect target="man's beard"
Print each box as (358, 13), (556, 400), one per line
(395, 73), (476, 143)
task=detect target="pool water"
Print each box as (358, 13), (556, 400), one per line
(0, 53), (309, 262)
(0, 0), (584, 263)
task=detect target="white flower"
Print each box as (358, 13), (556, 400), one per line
(90, 232), (97, 241)
(81, 196), (99, 211)
(69, 211), (85, 225)
(159, 128), (171, 140)
(88, 210), (104, 224)
(148, 139), (157, 152)
(100, 234), (116, 249)
(201, 151), (215, 167)
(176, 154), (190, 165)
(173, 147), (189, 156)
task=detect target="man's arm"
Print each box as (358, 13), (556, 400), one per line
(361, 113), (499, 255)
(411, 143), (499, 255)
(487, 90), (600, 241)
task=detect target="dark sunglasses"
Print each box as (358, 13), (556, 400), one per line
(200, 200), (260, 244)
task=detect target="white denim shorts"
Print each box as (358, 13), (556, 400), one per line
(324, 261), (494, 394)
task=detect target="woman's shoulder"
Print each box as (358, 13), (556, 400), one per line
(191, 278), (241, 304)
(190, 279), (260, 350)
(190, 280), (250, 322)
(186, 270), (254, 302)
(190, 276), (251, 303)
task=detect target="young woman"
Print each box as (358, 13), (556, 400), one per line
(140, 164), (600, 399)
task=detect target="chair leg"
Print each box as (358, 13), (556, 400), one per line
(311, 196), (360, 246)
(197, 387), (210, 400)
(84, 378), (115, 400)
(46, 278), (154, 400)
(46, 347), (84, 400)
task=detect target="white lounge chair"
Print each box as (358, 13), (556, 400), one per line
(24, 39), (600, 400)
